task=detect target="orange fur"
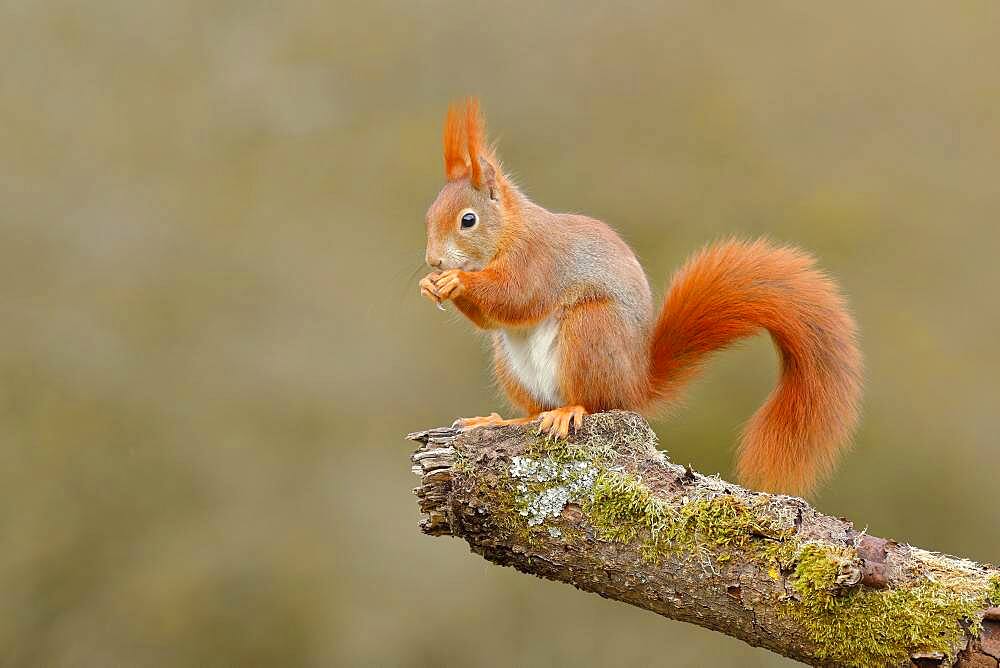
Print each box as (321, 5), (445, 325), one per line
(424, 101), (863, 496)
(442, 103), (467, 180)
(648, 239), (863, 495)
(465, 98), (485, 188)
(442, 97), (494, 185)
(558, 298), (648, 412)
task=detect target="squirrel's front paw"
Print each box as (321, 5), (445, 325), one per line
(433, 269), (465, 301)
(419, 272), (442, 304)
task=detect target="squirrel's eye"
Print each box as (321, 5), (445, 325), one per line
(460, 212), (477, 228)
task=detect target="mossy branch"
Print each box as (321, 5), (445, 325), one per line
(409, 412), (1000, 668)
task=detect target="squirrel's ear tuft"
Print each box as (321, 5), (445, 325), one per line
(443, 102), (467, 180)
(465, 98), (486, 188)
(464, 98), (500, 191)
(443, 97), (500, 188)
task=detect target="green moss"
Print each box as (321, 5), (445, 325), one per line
(581, 468), (792, 565)
(785, 544), (989, 666)
(759, 532), (800, 575)
(475, 472), (524, 537)
(988, 574), (1000, 606)
(582, 470), (672, 548)
(523, 432), (614, 465)
(679, 494), (765, 550)
(790, 543), (849, 611)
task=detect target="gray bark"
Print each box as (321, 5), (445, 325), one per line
(408, 411), (1000, 668)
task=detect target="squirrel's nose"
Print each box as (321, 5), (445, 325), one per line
(426, 255), (443, 269)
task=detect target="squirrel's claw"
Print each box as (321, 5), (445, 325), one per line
(537, 405), (588, 439)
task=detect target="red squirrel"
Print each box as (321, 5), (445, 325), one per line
(419, 99), (862, 495)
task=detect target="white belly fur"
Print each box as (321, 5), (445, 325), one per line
(500, 316), (562, 408)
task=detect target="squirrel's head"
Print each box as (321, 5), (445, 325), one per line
(424, 98), (514, 272)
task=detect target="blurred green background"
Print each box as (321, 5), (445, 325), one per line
(2, 1), (999, 665)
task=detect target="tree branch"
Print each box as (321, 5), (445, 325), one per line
(408, 411), (1000, 668)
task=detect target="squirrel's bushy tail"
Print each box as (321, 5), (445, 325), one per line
(647, 239), (862, 496)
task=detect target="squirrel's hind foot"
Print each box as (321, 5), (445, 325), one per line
(537, 405), (588, 439)
(453, 413), (537, 430)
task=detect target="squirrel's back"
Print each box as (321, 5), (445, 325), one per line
(521, 207), (653, 326)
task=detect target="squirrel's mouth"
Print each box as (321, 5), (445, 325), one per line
(440, 257), (478, 272)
